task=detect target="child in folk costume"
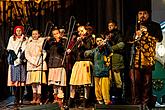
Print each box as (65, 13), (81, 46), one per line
(84, 35), (113, 105)
(7, 26), (28, 104)
(25, 30), (47, 104)
(68, 25), (93, 108)
(47, 28), (67, 105)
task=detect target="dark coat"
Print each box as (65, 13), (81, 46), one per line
(72, 36), (93, 61)
(105, 29), (125, 70)
(125, 21), (163, 42)
(125, 20), (163, 69)
(47, 37), (67, 68)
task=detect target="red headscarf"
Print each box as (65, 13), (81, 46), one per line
(13, 26), (24, 35)
(13, 26), (25, 39)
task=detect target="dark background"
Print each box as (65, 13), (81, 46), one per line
(0, 0), (151, 99)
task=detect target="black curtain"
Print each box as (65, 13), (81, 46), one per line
(99, 0), (124, 33)
(123, 0), (151, 34)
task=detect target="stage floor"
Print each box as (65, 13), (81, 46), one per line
(0, 96), (94, 110)
(1, 96), (165, 110)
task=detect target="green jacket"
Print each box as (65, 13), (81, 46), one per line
(106, 29), (125, 70)
(85, 43), (113, 77)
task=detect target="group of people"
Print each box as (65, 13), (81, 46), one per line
(6, 8), (163, 109)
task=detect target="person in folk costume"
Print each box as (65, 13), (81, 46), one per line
(47, 28), (67, 106)
(125, 7), (163, 109)
(67, 25), (93, 108)
(84, 34), (113, 105)
(104, 19), (125, 104)
(25, 30), (47, 104)
(82, 25), (97, 105)
(7, 26), (28, 104)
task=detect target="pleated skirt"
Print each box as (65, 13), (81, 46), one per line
(26, 71), (47, 84)
(48, 67), (66, 86)
(70, 61), (92, 85)
(7, 64), (26, 86)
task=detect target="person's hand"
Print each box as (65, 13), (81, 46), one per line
(66, 49), (71, 54)
(105, 33), (113, 41)
(135, 30), (143, 41)
(136, 30), (142, 37)
(46, 36), (51, 41)
(140, 25), (147, 32)
(77, 37), (82, 42)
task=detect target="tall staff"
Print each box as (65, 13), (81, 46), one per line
(61, 16), (76, 66)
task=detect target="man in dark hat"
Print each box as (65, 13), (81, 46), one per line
(125, 7), (163, 109)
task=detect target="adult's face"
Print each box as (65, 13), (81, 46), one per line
(138, 10), (150, 23)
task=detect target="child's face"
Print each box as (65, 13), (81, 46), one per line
(108, 22), (117, 31)
(96, 37), (104, 47)
(52, 30), (60, 39)
(16, 28), (22, 36)
(78, 26), (87, 36)
(32, 30), (40, 40)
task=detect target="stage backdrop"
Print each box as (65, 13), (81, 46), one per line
(0, 0), (125, 99)
(0, 0), (151, 99)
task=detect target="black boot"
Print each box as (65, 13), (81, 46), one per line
(68, 98), (75, 108)
(116, 88), (122, 104)
(14, 87), (20, 105)
(20, 87), (25, 104)
(24, 86), (33, 101)
(79, 98), (88, 108)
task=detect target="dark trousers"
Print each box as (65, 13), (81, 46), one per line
(129, 66), (152, 106)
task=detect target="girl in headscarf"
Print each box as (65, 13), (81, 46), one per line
(7, 26), (28, 104)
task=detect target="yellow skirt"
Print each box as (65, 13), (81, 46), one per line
(70, 61), (92, 85)
(26, 71), (47, 84)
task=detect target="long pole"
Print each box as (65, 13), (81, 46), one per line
(61, 16), (76, 66)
